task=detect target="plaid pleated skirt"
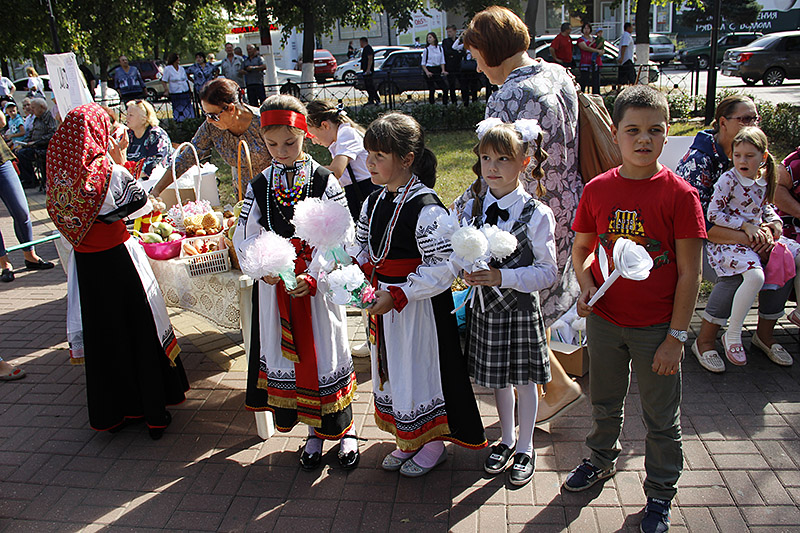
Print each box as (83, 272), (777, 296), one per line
(465, 309), (550, 388)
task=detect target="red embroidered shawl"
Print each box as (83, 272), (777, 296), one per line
(46, 103), (113, 248)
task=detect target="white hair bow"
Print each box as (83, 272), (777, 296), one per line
(475, 117), (544, 144)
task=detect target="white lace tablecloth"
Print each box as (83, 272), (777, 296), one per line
(147, 257), (252, 330)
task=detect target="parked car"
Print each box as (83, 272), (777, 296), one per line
(678, 32), (762, 69)
(612, 34), (676, 64)
(313, 49), (337, 83)
(538, 38), (659, 84)
(354, 49), (427, 96)
(334, 46), (407, 85)
(12, 75), (120, 109)
(721, 30), (800, 86)
(107, 59), (165, 99)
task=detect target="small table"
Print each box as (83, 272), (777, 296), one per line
(147, 257), (275, 440)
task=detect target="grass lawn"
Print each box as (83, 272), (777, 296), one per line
(215, 122), (705, 207)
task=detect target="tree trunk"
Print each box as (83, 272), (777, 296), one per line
(635, 0), (651, 80)
(301, 0), (316, 95)
(525, 0), (538, 41)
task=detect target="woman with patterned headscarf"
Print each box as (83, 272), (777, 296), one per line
(46, 103), (189, 439)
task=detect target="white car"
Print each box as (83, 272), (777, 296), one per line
(13, 75), (120, 109)
(334, 46), (408, 85)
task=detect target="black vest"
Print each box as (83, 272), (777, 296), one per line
(365, 188), (443, 261)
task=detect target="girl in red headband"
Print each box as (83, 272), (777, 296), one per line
(232, 94), (360, 471)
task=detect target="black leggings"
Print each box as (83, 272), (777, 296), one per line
(423, 66), (449, 105)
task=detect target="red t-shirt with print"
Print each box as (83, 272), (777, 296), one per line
(572, 166), (707, 327)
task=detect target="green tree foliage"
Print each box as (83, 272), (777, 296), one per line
(0, 0), (58, 61)
(1, 0), (234, 79)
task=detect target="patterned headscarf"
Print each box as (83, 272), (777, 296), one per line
(46, 103), (113, 247)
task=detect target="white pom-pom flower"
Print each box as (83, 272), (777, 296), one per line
(482, 225), (518, 261)
(292, 198), (354, 252)
(451, 226), (489, 264)
(328, 264), (366, 292)
(239, 231), (296, 280)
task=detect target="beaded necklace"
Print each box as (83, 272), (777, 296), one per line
(272, 157), (311, 206)
(265, 157), (313, 232)
(368, 175), (419, 267)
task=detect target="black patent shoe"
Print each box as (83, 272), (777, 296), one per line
(337, 435), (361, 470)
(508, 452), (535, 486)
(300, 436), (323, 471)
(24, 259), (55, 270)
(484, 443), (515, 475)
(148, 411), (172, 440)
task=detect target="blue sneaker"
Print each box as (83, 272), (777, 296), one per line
(640, 497), (671, 533)
(563, 458), (616, 492)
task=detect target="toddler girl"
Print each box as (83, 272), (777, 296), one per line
(460, 118), (558, 486)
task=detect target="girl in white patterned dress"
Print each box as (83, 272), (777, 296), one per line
(707, 127), (800, 365)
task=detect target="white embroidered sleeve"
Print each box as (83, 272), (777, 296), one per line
(401, 204), (456, 301)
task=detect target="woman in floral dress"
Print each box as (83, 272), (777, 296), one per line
(454, 6), (584, 423)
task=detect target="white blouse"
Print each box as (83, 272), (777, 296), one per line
(328, 123), (371, 186)
(161, 65), (190, 94)
(423, 45), (445, 67)
(461, 184), (558, 294)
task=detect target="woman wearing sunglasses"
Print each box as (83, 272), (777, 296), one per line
(676, 95), (793, 373)
(151, 78), (271, 198)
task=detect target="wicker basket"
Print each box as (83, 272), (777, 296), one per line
(223, 236), (240, 270)
(180, 234), (230, 277)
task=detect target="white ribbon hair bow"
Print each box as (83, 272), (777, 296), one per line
(475, 117), (544, 144)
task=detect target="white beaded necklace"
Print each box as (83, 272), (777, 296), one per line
(368, 175), (418, 267)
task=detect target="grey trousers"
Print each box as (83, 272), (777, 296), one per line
(585, 314), (682, 500)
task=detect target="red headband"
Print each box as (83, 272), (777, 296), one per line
(260, 109), (312, 137)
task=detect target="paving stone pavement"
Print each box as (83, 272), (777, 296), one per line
(2, 191), (800, 532)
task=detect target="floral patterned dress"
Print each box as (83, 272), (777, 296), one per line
(706, 168), (789, 276)
(454, 60), (581, 326)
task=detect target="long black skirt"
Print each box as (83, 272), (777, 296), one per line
(245, 286), (353, 438)
(74, 244), (189, 431)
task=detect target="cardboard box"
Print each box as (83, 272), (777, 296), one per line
(550, 340), (588, 377)
(160, 188), (197, 210)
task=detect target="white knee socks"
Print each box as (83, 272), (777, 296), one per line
(494, 382), (539, 456)
(494, 386), (517, 449)
(515, 382), (539, 457)
(728, 268), (765, 345)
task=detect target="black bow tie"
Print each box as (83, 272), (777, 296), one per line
(484, 203), (509, 226)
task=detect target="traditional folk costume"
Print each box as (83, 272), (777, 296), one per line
(46, 103), (188, 433)
(461, 185), (558, 389)
(353, 177), (487, 452)
(233, 156), (357, 438)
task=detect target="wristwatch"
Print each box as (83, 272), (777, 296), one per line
(668, 328), (688, 343)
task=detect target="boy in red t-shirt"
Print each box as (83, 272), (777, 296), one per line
(564, 86), (706, 533)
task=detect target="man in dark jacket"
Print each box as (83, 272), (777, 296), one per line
(442, 25), (462, 106)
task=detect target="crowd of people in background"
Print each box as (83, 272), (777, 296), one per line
(3, 8), (800, 533)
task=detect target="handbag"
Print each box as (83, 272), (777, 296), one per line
(577, 90), (621, 183)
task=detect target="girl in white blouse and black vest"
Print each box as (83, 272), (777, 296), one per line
(421, 32), (450, 105)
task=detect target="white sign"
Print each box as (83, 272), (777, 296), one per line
(44, 52), (92, 115)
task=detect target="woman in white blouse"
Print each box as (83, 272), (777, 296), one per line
(161, 53), (196, 122)
(421, 32), (450, 105)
